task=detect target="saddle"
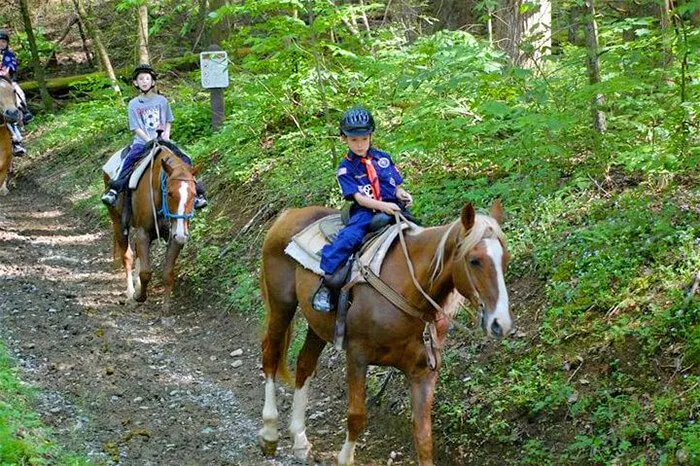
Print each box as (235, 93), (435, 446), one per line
(285, 211), (420, 350)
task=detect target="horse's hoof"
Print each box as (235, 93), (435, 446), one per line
(293, 443), (312, 461)
(135, 293), (147, 303)
(258, 433), (278, 456)
(0, 186), (8, 196)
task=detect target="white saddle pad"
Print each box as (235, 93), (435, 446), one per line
(102, 146), (129, 180)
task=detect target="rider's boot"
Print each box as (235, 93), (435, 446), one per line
(194, 181), (208, 209)
(101, 189), (118, 207)
(312, 276), (334, 313)
(12, 141), (26, 157)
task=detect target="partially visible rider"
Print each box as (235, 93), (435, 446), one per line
(0, 30), (33, 157)
(101, 63), (207, 209)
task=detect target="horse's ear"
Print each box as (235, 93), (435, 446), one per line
(491, 199), (503, 224)
(161, 157), (173, 175)
(461, 203), (475, 231)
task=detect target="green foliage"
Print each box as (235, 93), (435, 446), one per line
(24, 2), (700, 463)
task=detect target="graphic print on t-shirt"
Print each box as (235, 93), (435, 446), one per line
(136, 106), (162, 131)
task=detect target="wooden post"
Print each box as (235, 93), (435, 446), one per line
(207, 45), (225, 131)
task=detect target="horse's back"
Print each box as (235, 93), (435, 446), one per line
(263, 206), (336, 256)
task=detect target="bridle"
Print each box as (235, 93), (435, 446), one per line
(158, 171), (195, 220)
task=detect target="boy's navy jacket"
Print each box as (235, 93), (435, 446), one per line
(1, 49), (18, 76)
(336, 148), (403, 202)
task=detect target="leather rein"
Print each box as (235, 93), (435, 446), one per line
(354, 212), (486, 370)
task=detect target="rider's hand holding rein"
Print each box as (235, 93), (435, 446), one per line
(353, 193), (401, 215)
(396, 186), (413, 207)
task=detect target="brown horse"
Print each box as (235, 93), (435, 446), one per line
(0, 77), (21, 196)
(258, 201), (513, 465)
(105, 146), (196, 309)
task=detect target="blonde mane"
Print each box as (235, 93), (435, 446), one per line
(430, 213), (506, 285)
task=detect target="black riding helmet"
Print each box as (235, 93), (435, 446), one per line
(132, 63), (157, 81)
(339, 107), (375, 137)
(0, 31), (10, 43)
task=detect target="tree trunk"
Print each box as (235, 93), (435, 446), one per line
(18, 0), (53, 112)
(75, 12), (94, 67)
(209, 0), (231, 47)
(73, 0), (121, 95)
(583, 0), (606, 132)
(193, 0), (210, 51)
(659, 0), (672, 67)
(137, 3), (150, 64)
(428, 0), (477, 31)
(493, 0), (551, 68)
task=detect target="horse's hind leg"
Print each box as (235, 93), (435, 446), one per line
(107, 206), (127, 269)
(289, 328), (326, 460)
(259, 257), (298, 455)
(133, 228), (152, 302)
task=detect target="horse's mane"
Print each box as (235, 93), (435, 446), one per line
(430, 213), (506, 285)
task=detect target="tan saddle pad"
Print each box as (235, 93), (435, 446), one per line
(284, 213), (418, 279)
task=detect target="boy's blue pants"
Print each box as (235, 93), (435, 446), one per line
(110, 143), (194, 192)
(320, 209), (375, 275)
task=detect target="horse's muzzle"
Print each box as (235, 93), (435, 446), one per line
(172, 232), (189, 245)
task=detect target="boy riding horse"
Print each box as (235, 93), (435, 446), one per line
(101, 63), (207, 209)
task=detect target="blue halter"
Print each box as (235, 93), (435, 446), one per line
(158, 171), (195, 220)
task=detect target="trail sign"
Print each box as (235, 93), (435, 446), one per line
(200, 51), (229, 89)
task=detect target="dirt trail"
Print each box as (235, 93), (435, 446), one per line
(0, 179), (414, 465)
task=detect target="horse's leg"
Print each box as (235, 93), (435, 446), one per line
(107, 206), (126, 269)
(259, 260), (298, 455)
(0, 160), (9, 196)
(409, 372), (438, 466)
(337, 353), (369, 466)
(133, 229), (152, 303)
(124, 244), (135, 299)
(289, 328), (326, 460)
(162, 239), (184, 311)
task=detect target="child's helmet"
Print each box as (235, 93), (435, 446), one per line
(0, 31), (10, 42)
(132, 63), (157, 81)
(340, 107), (375, 136)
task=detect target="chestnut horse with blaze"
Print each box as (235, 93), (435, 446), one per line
(259, 201), (513, 465)
(105, 147), (196, 309)
(0, 77), (21, 196)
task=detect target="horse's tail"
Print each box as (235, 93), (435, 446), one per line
(260, 273), (294, 386)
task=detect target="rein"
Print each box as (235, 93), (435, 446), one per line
(356, 212), (487, 370)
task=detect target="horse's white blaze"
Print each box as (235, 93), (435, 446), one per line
(337, 434), (356, 466)
(173, 181), (188, 243)
(259, 376), (279, 442)
(289, 378), (312, 458)
(485, 238), (511, 335)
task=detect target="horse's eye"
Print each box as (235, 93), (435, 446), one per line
(469, 258), (480, 266)
(167, 193), (173, 198)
